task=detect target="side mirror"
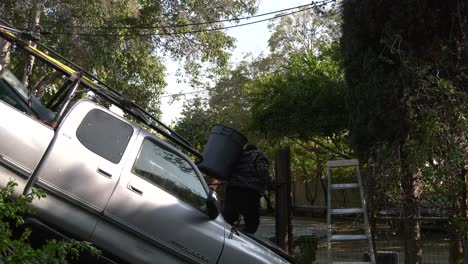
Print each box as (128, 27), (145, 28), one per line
(206, 190), (220, 220)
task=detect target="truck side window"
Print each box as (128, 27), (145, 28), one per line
(133, 138), (208, 211)
(0, 78), (31, 113)
(76, 109), (133, 164)
(0, 69), (56, 122)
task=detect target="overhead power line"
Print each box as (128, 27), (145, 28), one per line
(0, 0), (332, 31)
(46, 0), (333, 37)
(51, 1), (329, 30)
(160, 89), (212, 98)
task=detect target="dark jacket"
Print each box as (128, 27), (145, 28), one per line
(227, 149), (271, 193)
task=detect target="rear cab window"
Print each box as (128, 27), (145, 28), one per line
(76, 109), (133, 164)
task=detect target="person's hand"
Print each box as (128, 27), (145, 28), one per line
(208, 179), (223, 191)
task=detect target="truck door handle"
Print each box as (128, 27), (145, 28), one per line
(97, 168), (112, 178)
(127, 183), (143, 195)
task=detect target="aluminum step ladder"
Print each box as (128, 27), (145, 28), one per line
(326, 159), (375, 264)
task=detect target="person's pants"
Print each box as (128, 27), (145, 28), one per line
(222, 186), (261, 234)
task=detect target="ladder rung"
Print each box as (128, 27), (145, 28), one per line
(333, 262), (372, 264)
(331, 235), (367, 241)
(331, 208), (364, 215)
(327, 159), (359, 167)
(331, 183), (359, 189)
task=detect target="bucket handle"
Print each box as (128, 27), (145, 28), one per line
(212, 125), (233, 136)
(221, 126), (233, 136)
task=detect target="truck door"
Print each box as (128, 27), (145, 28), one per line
(100, 132), (225, 264)
(36, 101), (138, 236)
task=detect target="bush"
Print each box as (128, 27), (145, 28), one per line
(0, 181), (99, 263)
(293, 235), (317, 264)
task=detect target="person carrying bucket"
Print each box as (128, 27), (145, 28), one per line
(197, 124), (274, 234)
(221, 144), (273, 234)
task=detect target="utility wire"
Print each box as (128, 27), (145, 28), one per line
(50, 1), (327, 30)
(161, 89), (211, 98)
(51, 7), (311, 36)
(1, 1), (334, 98)
(47, 1), (333, 37)
(0, 1), (331, 31)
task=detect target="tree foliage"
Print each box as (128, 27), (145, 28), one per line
(175, 5), (346, 143)
(173, 60), (256, 150)
(342, 0), (467, 262)
(267, 4), (340, 58)
(0, 0), (258, 116)
(342, 0), (467, 153)
(173, 97), (215, 152)
(247, 6), (345, 140)
(0, 181), (99, 263)
(248, 47), (346, 139)
(174, 5), (348, 211)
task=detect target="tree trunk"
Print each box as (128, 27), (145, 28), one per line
(32, 71), (63, 98)
(0, 38), (11, 70)
(22, 0), (42, 87)
(464, 168), (468, 264)
(449, 167), (467, 264)
(400, 145), (423, 264)
(367, 150), (378, 256)
(275, 147), (293, 254)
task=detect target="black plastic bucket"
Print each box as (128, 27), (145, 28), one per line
(197, 124), (247, 180)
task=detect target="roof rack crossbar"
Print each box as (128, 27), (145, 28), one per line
(34, 39), (193, 148)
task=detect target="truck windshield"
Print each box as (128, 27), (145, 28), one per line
(0, 69), (56, 122)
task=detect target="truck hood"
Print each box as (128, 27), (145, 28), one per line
(218, 226), (296, 264)
(241, 231), (296, 264)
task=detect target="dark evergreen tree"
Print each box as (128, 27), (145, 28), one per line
(342, 1), (467, 263)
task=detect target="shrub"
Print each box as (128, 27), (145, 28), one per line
(0, 181), (99, 263)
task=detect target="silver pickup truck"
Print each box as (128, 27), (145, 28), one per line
(0, 28), (294, 264)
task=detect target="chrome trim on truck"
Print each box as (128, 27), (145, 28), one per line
(0, 154), (32, 178)
(36, 179), (102, 215)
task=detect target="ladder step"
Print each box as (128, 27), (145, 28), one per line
(332, 261), (372, 264)
(331, 208), (364, 215)
(331, 235), (367, 241)
(331, 183), (359, 189)
(327, 159), (359, 167)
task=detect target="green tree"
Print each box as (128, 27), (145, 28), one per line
(267, 4), (341, 58)
(248, 48), (346, 139)
(173, 96), (215, 152)
(246, 4), (346, 140)
(0, 0), (258, 116)
(208, 62), (253, 131)
(174, 4), (349, 216)
(175, 5), (346, 143)
(173, 60), (257, 150)
(341, 0), (467, 263)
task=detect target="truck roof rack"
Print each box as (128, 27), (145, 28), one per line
(0, 23), (203, 162)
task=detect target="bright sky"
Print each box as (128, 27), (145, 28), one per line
(160, 0), (311, 125)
